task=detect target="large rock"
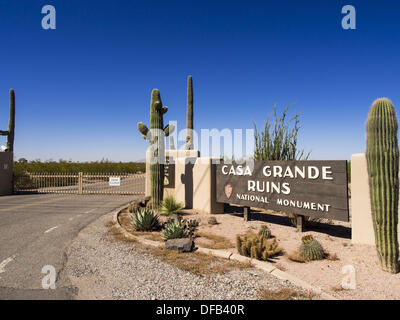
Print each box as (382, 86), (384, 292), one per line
(165, 238), (194, 253)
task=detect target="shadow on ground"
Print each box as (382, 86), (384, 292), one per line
(224, 205), (351, 240)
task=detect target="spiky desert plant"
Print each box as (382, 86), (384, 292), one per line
(236, 234), (280, 261)
(162, 219), (188, 240)
(159, 195), (185, 217)
(185, 76), (194, 150)
(137, 89), (174, 208)
(258, 225), (271, 239)
(366, 98), (400, 273)
(0, 89), (15, 153)
(208, 217), (218, 225)
(132, 208), (160, 232)
(183, 219), (199, 230)
(299, 235), (325, 262)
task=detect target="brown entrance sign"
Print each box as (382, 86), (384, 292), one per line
(216, 160), (349, 222)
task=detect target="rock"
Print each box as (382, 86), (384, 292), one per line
(165, 238), (194, 252)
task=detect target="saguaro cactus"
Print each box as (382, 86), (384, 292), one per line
(366, 97), (400, 273)
(185, 76), (194, 150)
(0, 89), (15, 152)
(7, 89), (15, 152)
(137, 89), (174, 208)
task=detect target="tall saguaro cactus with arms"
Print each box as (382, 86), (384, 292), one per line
(137, 89), (174, 208)
(0, 89), (15, 152)
(185, 75), (193, 150)
(366, 97), (400, 273)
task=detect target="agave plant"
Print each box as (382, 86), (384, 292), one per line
(133, 208), (160, 232)
(159, 195), (185, 217)
(163, 220), (188, 240)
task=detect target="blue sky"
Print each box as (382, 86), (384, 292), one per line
(0, 0), (399, 161)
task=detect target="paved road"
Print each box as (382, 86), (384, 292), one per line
(0, 193), (142, 300)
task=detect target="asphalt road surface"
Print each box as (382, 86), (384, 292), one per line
(0, 193), (141, 300)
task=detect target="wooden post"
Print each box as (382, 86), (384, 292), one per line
(78, 172), (83, 195)
(296, 215), (305, 232)
(244, 206), (251, 222)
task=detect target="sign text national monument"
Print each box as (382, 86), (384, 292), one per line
(216, 160), (349, 222)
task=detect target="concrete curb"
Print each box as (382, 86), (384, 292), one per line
(112, 207), (337, 300)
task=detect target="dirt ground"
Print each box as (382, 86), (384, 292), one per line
(123, 205), (400, 299)
(175, 206), (400, 300)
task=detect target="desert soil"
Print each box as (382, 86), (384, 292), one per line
(179, 207), (400, 300)
(62, 211), (317, 300)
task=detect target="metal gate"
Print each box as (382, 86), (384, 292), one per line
(14, 172), (145, 195)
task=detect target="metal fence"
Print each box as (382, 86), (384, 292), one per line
(14, 172), (145, 195)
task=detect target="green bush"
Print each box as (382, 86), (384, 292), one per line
(159, 195), (185, 216)
(163, 220), (188, 240)
(133, 208), (160, 232)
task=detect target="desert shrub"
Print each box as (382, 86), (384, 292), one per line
(258, 225), (271, 239)
(132, 208), (160, 232)
(236, 234), (282, 261)
(159, 195), (185, 216)
(208, 217), (218, 225)
(253, 104), (310, 161)
(163, 220), (188, 240)
(299, 235), (326, 262)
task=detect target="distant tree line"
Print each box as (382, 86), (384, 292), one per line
(14, 159), (145, 175)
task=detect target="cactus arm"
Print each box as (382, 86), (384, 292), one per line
(163, 124), (175, 137)
(137, 122), (150, 140)
(169, 135), (176, 149)
(161, 106), (168, 114)
(0, 130), (9, 136)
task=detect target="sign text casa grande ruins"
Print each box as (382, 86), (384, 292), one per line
(216, 160), (349, 222)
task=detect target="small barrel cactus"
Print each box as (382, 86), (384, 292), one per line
(366, 98), (399, 273)
(258, 225), (271, 239)
(208, 217), (218, 225)
(299, 235), (325, 262)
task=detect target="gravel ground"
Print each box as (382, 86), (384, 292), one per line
(62, 212), (315, 300)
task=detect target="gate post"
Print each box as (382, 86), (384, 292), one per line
(78, 172), (83, 195)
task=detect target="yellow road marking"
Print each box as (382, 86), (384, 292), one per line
(0, 196), (74, 213)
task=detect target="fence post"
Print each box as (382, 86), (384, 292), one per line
(296, 215), (305, 232)
(78, 172), (83, 195)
